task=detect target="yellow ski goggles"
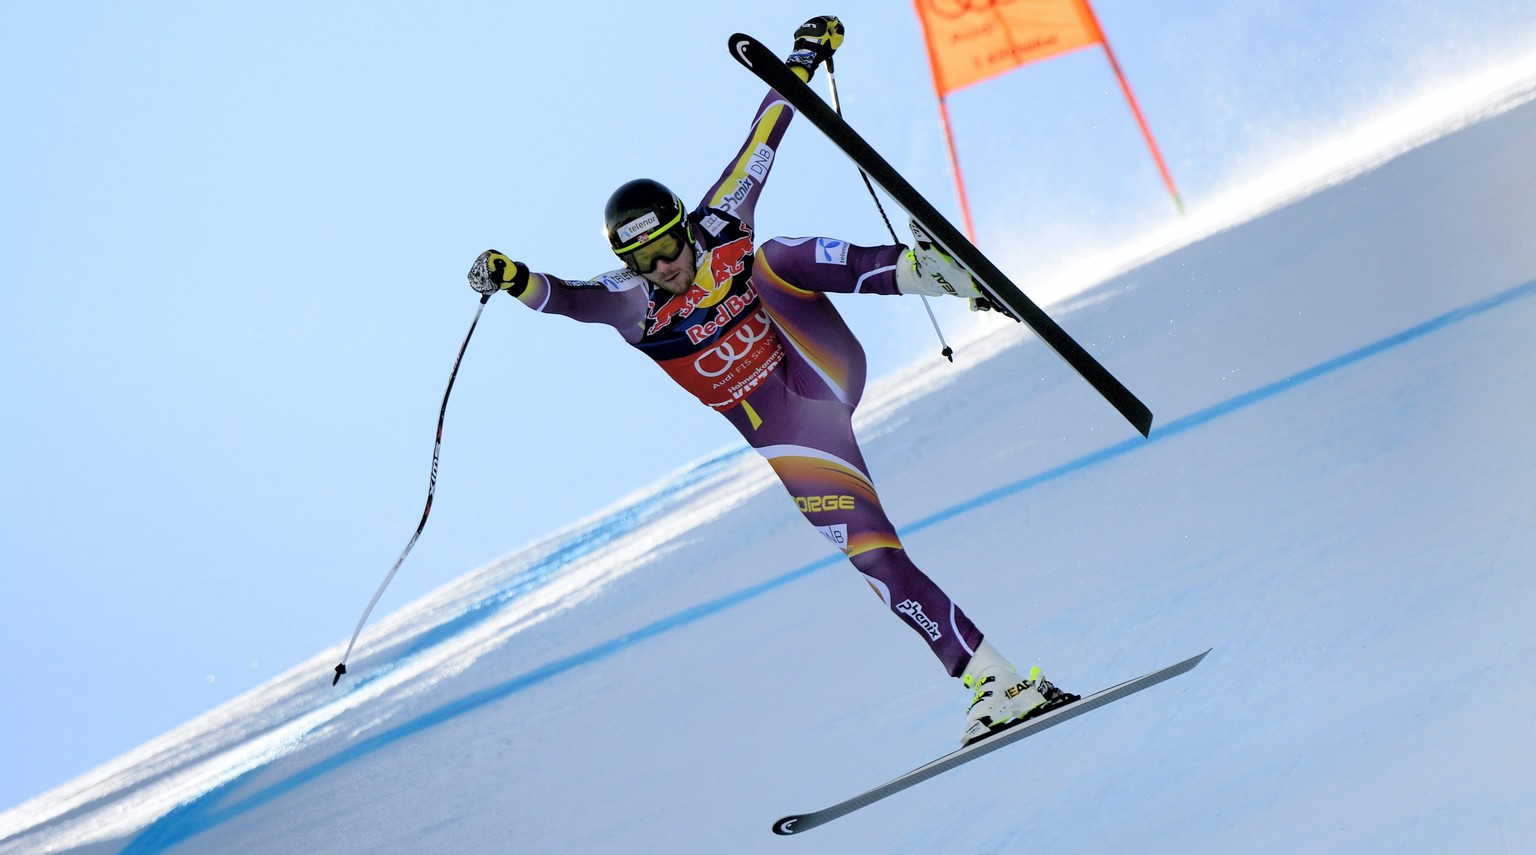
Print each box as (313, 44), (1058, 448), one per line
(619, 226), (690, 275)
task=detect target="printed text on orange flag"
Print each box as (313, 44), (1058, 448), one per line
(915, 0), (1104, 95)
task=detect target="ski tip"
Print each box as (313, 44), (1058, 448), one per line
(728, 33), (758, 67)
(772, 815), (806, 836)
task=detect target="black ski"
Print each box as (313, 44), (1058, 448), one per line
(771, 649), (1210, 835)
(728, 33), (1153, 438)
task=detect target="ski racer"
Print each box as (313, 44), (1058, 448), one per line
(467, 16), (1074, 745)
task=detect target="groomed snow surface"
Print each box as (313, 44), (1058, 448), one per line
(6, 86), (1536, 855)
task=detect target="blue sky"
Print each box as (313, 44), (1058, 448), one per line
(3, 0), (1535, 812)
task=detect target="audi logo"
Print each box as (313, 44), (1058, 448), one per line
(693, 312), (771, 378)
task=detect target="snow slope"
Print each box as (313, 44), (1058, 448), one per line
(5, 81), (1536, 855)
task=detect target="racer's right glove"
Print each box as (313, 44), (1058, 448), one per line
(468, 250), (529, 296)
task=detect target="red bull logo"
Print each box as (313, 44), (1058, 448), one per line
(647, 281), (713, 334)
(708, 236), (753, 284)
(647, 235), (755, 335)
(686, 283), (759, 345)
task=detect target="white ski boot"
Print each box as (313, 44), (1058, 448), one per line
(895, 219), (981, 299)
(960, 641), (1076, 746)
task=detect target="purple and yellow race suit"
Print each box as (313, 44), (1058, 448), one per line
(506, 90), (984, 675)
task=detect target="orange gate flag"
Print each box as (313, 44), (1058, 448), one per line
(917, 0), (1103, 95)
(914, 0), (1184, 236)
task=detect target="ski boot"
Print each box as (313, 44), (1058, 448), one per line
(896, 219), (1024, 321)
(960, 641), (1079, 746)
(895, 219), (982, 299)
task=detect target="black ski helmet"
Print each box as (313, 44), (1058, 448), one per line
(604, 178), (692, 255)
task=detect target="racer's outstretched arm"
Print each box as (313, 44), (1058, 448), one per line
(468, 250), (648, 344)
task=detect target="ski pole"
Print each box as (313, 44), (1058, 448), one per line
(824, 59), (954, 362)
(333, 292), (491, 686)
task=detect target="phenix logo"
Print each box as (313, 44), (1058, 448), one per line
(896, 599), (943, 641)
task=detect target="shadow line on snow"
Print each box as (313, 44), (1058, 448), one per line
(123, 275), (1536, 853)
